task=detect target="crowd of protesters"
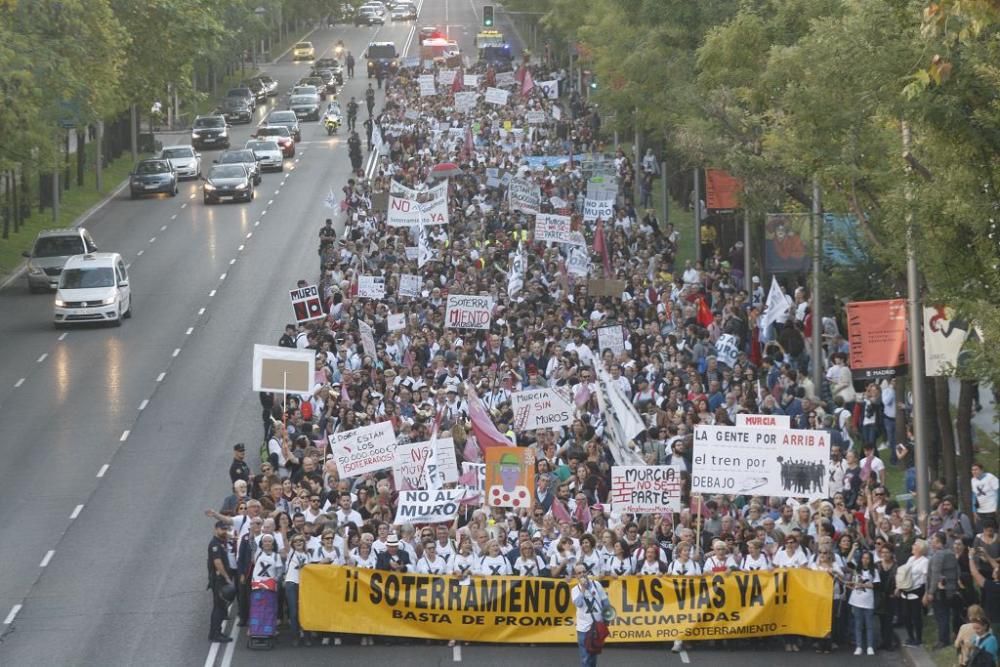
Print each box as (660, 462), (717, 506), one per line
(204, 47), (1000, 664)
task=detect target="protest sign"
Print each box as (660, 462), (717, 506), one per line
(923, 306), (969, 376)
(419, 79), (436, 96)
(357, 276), (386, 299)
(583, 197), (615, 222)
(551, 105), (562, 120)
(715, 333), (740, 368)
(445, 294), (493, 329)
(692, 425), (830, 498)
(538, 79), (559, 99)
(301, 566), (833, 642)
(508, 246), (525, 298)
(511, 387), (574, 431)
(329, 422), (397, 477)
(461, 462), (486, 492)
(387, 313), (406, 331)
(525, 110), (546, 124)
(495, 71), (516, 87)
(567, 246), (590, 277)
(735, 413), (791, 429)
(484, 447), (534, 508)
(588, 279), (626, 297)
(454, 91), (477, 112)
(398, 273), (421, 298)
(597, 325), (626, 356)
(289, 284), (324, 324)
(610, 465), (683, 514)
(404, 247), (419, 261)
(252, 345), (315, 393)
(358, 319), (377, 359)
(509, 177), (540, 214)
(393, 489), (466, 525)
(484, 87), (510, 106)
(587, 179), (618, 202)
(437, 69), (457, 85)
(463, 73), (479, 87)
(533, 214), (573, 243)
(392, 437), (459, 490)
(388, 180), (449, 227)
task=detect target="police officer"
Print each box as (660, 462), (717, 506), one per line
(346, 97), (358, 131)
(207, 520), (235, 643)
(348, 131), (363, 172)
(365, 83), (376, 116)
(229, 443), (250, 485)
(363, 117), (374, 152)
(346, 51), (355, 78)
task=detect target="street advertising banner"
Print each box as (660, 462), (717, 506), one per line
(445, 294), (493, 329)
(289, 284), (325, 324)
(398, 273), (421, 298)
(484, 87), (510, 106)
(764, 213), (810, 274)
(387, 180), (448, 226)
(300, 566), (833, 642)
(484, 446), (534, 508)
(596, 325), (626, 356)
(735, 413), (791, 429)
(509, 177), (540, 214)
(392, 437), (459, 490)
(329, 422), (398, 477)
(692, 425), (830, 499)
(583, 197), (615, 223)
(357, 276), (386, 299)
(715, 333), (740, 368)
(511, 387), (574, 432)
(923, 306), (968, 376)
(705, 169), (742, 212)
(392, 488), (467, 525)
(252, 345), (315, 394)
(610, 465), (683, 514)
(846, 299), (909, 380)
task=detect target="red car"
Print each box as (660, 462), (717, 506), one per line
(253, 126), (296, 158)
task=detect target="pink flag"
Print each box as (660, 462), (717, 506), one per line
(465, 381), (514, 448)
(574, 382), (591, 408)
(521, 68), (535, 97)
(458, 467), (478, 486)
(593, 219), (612, 278)
(462, 435), (482, 463)
(551, 499), (571, 523)
(341, 382), (350, 402)
(573, 502), (592, 526)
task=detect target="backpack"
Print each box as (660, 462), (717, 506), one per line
(895, 561), (914, 592)
(968, 635), (997, 667)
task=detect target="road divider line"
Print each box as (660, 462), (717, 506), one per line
(160, 225), (167, 231)
(58, 332), (68, 341)
(171, 214), (178, 220)
(181, 203), (187, 209)
(37, 353), (47, 363)
(39, 550), (54, 568)
(149, 237), (156, 244)
(220, 273), (227, 281)
(453, 644), (461, 662)
(156, 372), (166, 382)
(268, 199), (274, 205)
(137, 250), (144, 257)
(246, 232), (253, 238)
(238, 244), (244, 251)
(120, 430), (130, 441)
(198, 307), (205, 316)
(96, 464), (109, 478)
(70, 504), (83, 519)
(209, 290), (216, 297)
(186, 327), (194, 335)
(138, 399), (149, 411)
(229, 259), (236, 265)
(4, 604), (22, 625)
(14, 378), (24, 388)
(172, 348), (181, 358)
(219, 617), (239, 667)
(680, 650), (690, 663)
(254, 220), (260, 226)
(125, 263), (132, 270)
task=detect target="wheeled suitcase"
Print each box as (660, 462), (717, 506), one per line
(247, 588), (278, 649)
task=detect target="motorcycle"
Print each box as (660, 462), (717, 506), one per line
(322, 105), (342, 135)
(334, 43), (345, 59)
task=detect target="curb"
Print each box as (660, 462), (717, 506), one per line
(0, 178), (130, 291)
(895, 628), (937, 667)
(272, 26), (319, 65)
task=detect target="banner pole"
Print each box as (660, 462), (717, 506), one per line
(695, 494), (703, 557)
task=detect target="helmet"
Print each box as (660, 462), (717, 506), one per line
(219, 582), (237, 602)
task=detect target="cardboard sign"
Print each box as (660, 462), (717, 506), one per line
(387, 313), (406, 331)
(461, 462), (486, 492)
(509, 177), (540, 214)
(484, 447), (535, 508)
(610, 465), (683, 514)
(329, 421), (398, 477)
(583, 197), (614, 222)
(596, 325), (626, 356)
(735, 413), (791, 429)
(533, 214), (572, 243)
(371, 191), (389, 213)
(511, 387), (574, 431)
(445, 294), (494, 329)
(289, 284), (325, 324)
(691, 425), (830, 499)
(715, 333), (740, 368)
(357, 276), (386, 299)
(393, 489), (467, 524)
(252, 345), (315, 393)
(359, 319), (377, 359)
(484, 87), (510, 106)
(387, 180), (449, 227)
(588, 279), (626, 297)
(398, 273), (421, 298)
(392, 437), (459, 490)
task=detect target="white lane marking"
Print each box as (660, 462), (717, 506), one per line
(172, 348), (181, 358)
(186, 327), (194, 335)
(189, 193), (196, 199)
(171, 214), (178, 220)
(70, 504), (84, 519)
(294, 159), (299, 164)
(40, 550), (54, 568)
(58, 332), (68, 341)
(160, 225), (167, 231)
(181, 203), (187, 209)
(203, 639), (220, 667)
(120, 430), (130, 442)
(246, 232), (253, 238)
(4, 604), (22, 625)
(219, 618), (239, 667)
(149, 237), (156, 243)
(125, 263), (132, 270)
(261, 209), (267, 215)
(137, 250), (144, 257)
(229, 258), (236, 265)
(453, 644), (461, 662)
(220, 273), (227, 281)
(268, 199), (274, 205)
(679, 650), (690, 663)
(209, 290), (216, 297)
(138, 399), (149, 411)
(254, 220), (260, 226)
(14, 378), (24, 388)
(37, 353), (47, 363)
(156, 372), (166, 382)
(96, 464), (109, 478)
(198, 307), (205, 316)
(238, 244), (244, 251)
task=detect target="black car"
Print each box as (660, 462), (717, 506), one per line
(191, 115), (230, 149)
(355, 7), (384, 25)
(313, 69), (338, 95)
(216, 149), (261, 185)
(220, 98), (252, 124)
(129, 159), (178, 199)
(203, 164), (253, 204)
(313, 58), (344, 85)
(225, 87), (256, 112)
(289, 94), (322, 121)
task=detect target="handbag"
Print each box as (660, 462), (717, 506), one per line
(583, 586), (612, 654)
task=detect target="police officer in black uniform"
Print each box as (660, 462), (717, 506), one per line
(229, 443), (250, 485)
(207, 520), (235, 642)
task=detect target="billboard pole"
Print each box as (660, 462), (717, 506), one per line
(811, 175), (823, 395)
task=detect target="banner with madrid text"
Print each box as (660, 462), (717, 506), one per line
(300, 566), (832, 643)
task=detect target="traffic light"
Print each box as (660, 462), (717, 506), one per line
(483, 5), (494, 27)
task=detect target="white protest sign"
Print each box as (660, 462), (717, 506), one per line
(715, 333), (740, 368)
(391, 437), (459, 490)
(387, 313), (406, 331)
(538, 80), (559, 100)
(583, 197), (615, 222)
(511, 387), (574, 431)
(357, 276), (386, 299)
(398, 273), (421, 298)
(463, 73), (479, 88)
(454, 92), (477, 113)
(437, 69), (457, 85)
(404, 109), (419, 120)
(508, 177), (540, 214)
(461, 462), (486, 491)
(252, 345), (315, 393)
(533, 214), (574, 243)
(419, 75), (436, 97)
(445, 294), (494, 329)
(567, 246), (591, 277)
(610, 466), (683, 514)
(597, 325), (626, 356)
(735, 413), (792, 429)
(289, 284), (325, 324)
(495, 71), (516, 87)
(691, 425), (830, 499)
(330, 422), (398, 477)
(393, 489), (466, 524)
(484, 87), (510, 106)
(404, 247), (419, 261)
(358, 319), (377, 359)
(552, 105), (562, 121)
(388, 180), (449, 226)
(525, 110), (546, 124)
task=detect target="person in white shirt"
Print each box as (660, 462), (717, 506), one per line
(513, 542), (549, 577)
(810, 551), (844, 653)
(476, 540), (512, 576)
(971, 462), (999, 524)
(847, 551), (881, 655)
(572, 565), (607, 667)
(772, 534), (810, 568)
(450, 539), (477, 578)
(312, 529), (343, 565)
(433, 525), (457, 567)
(334, 494), (364, 531)
(703, 541), (739, 573)
(740, 540), (772, 571)
(415, 542), (448, 575)
(901, 540), (929, 646)
(548, 537), (578, 578)
(284, 535), (312, 646)
(251, 534), (283, 590)
(577, 534), (604, 576)
(606, 540), (636, 577)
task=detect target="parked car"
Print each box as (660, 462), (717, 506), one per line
(22, 228), (98, 293)
(129, 159), (178, 199)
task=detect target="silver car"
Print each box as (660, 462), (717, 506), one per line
(23, 228), (98, 292)
(160, 145), (202, 179)
(216, 149), (261, 185)
(245, 140), (283, 172)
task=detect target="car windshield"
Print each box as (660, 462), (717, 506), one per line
(224, 99), (247, 109)
(194, 117), (224, 128)
(259, 127), (290, 137)
(61, 266), (114, 289)
(210, 165), (246, 179)
(296, 42), (312, 49)
(291, 96), (317, 105)
(220, 151), (254, 163)
(162, 147), (194, 159)
(33, 237), (84, 258)
(247, 141), (278, 152)
(135, 161), (170, 174)
(269, 112), (296, 123)
(369, 45), (395, 58)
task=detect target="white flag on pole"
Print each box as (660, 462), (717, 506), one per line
(593, 362), (647, 466)
(759, 276), (790, 333)
(324, 188), (338, 210)
(507, 242), (525, 298)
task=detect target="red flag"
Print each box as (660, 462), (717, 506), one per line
(551, 499), (571, 523)
(750, 321), (762, 366)
(696, 296), (714, 328)
(465, 381), (514, 448)
(521, 68), (535, 97)
(452, 67), (464, 94)
(593, 219), (611, 278)
(573, 501), (592, 526)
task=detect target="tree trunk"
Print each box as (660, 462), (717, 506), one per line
(934, 376), (957, 497)
(955, 379), (975, 514)
(924, 376), (941, 485)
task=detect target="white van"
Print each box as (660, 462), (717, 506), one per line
(53, 253), (132, 327)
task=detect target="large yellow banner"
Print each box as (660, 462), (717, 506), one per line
(300, 566), (832, 643)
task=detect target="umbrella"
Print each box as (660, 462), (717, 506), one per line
(429, 162), (462, 179)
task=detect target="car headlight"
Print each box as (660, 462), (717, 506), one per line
(102, 296), (116, 306)
(54, 299), (66, 307)
(204, 183), (216, 191)
(27, 263), (44, 275)
(235, 183), (247, 190)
